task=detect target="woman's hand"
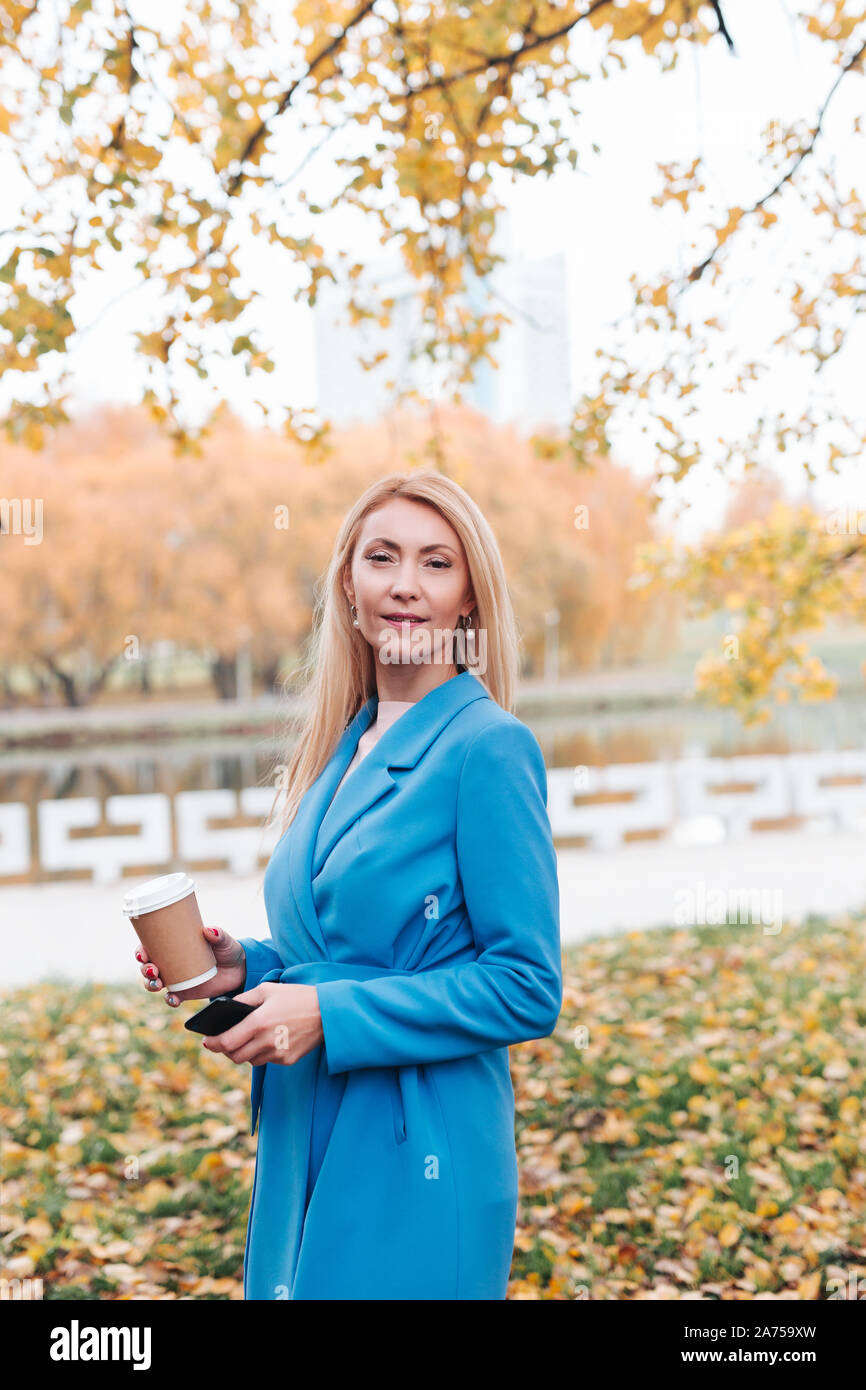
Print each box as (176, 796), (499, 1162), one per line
(136, 925), (246, 1006)
(201, 982), (324, 1068)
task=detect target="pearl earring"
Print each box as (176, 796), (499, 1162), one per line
(350, 604), (360, 628)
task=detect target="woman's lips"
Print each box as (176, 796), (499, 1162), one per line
(382, 616), (428, 628)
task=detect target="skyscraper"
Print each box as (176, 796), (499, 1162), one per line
(462, 246), (572, 431)
(313, 220), (572, 433)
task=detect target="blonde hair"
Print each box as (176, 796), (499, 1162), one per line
(267, 469), (521, 838)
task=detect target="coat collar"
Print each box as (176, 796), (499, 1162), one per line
(289, 670), (491, 958)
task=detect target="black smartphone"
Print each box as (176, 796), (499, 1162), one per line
(184, 995), (259, 1036)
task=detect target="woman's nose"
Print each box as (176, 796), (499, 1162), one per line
(390, 576), (418, 598)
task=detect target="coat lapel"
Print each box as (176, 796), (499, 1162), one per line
(288, 671), (490, 958)
(287, 695), (375, 962)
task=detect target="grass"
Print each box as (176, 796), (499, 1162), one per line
(2, 910), (865, 1300)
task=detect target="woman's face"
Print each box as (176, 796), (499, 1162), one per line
(344, 497), (476, 674)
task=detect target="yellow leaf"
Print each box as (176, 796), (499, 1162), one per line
(688, 1057), (716, 1085)
(815, 1188), (844, 1211)
(603, 1208), (633, 1225)
(606, 1064), (633, 1085)
(636, 1075), (661, 1098)
(796, 1269), (823, 1300)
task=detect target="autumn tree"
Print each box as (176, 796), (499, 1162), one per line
(0, 407), (315, 703)
(0, 415), (169, 705)
(0, 402), (670, 703)
(0, 0), (756, 455)
(2, 1), (865, 718)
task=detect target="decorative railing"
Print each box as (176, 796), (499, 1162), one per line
(1, 751), (864, 884)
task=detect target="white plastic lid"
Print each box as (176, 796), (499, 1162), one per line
(122, 871), (196, 917)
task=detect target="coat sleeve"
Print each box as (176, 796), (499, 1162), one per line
(208, 934), (284, 1001)
(315, 718), (562, 1073)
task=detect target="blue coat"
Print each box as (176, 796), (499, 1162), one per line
(233, 669), (562, 1299)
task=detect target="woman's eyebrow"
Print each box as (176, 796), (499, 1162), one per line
(365, 536), (458, 555)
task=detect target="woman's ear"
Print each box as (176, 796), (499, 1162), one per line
(340, 565), (354, 607)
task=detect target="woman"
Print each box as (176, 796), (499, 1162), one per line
(137, 470), (562, 1300)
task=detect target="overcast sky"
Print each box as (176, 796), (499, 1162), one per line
(5, 0), (864, 543)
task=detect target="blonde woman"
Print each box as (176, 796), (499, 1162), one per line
(139, 470), (562, 1300)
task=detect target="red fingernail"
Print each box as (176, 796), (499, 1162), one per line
(208, 928), (219, 938)
(135, 952), (143, 962)
(146, 966), (157, 978)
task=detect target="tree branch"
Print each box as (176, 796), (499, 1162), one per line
(400, 0), (615, 99)
(225, 0), (379, 198)
(272, 121), (344, 188)
(688, 35), (866, 284)
(709, 1), (735, 52)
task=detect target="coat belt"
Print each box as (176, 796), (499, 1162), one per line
(245, 959), (424, 1136)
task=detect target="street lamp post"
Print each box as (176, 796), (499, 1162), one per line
(544, 608), (560, 685)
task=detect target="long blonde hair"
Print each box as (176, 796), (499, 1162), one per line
(267, 469), (521, 838)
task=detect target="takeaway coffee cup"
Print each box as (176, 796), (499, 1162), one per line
(122, 872), (217, 992)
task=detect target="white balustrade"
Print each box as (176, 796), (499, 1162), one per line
(548, 764), (674, 850)
(38, 795), (172, 886)
(174, 789), (281, 874)
(673, 756), (790, 841)
(0, 803), (30, 875)
(2, 751), (865, 883)
(788, 751), (866, 832)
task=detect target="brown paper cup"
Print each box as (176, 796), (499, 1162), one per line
(123, 872), (217, 992)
